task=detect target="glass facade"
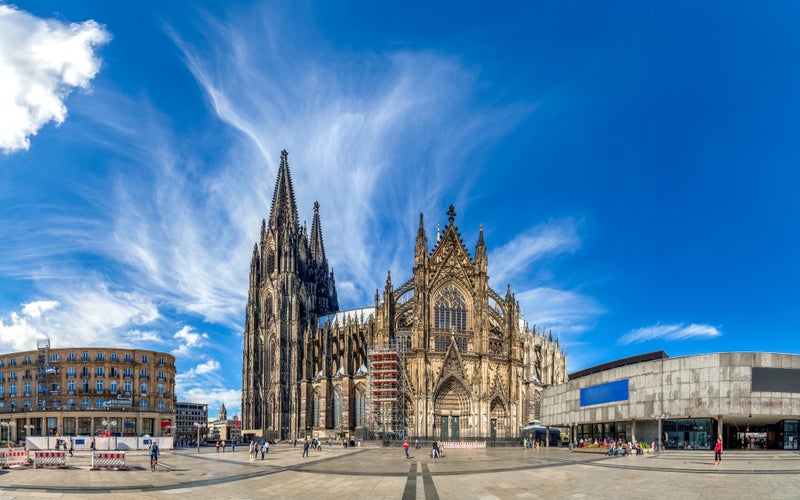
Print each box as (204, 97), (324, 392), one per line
(576, 421), (628, 443)
(663, 418), (715, 450)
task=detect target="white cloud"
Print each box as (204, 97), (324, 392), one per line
(617, 323), (722, 345)
(0, 5), (110, 153)
(489, 220), (581, 289)
(22, 299), (59, 318)
(172, 325), (210, 356)
(516, 287), (604, 337)
(0, 281), (161, 353)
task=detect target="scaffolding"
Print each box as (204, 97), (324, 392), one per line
(35, 338), (53, 409)
(367, 343), (406, 440)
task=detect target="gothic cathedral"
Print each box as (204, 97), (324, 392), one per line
(242, 151), (567, 441)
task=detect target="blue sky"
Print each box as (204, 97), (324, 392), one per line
(1, 1), (798, 419)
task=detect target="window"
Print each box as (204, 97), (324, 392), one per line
(111, 353), (118, 362)
(110, 381), (117, 393)
(158, 384), (165, 396)
(10, 383), (16, 396)
(434, 283), (468, 332)
(96, 353), (104, 362)
(140, 400), (148, 410)
(51, 353), (60, 363)
(157, 401), (165, 411)
(124, 354), (132, 363)
(0, 359), (3, 367)
(157, 371), (165, 380)
(9, 371), (16, 380)
(124, 381), (132, 394)
(81, 398), (90, 407)
(140, 369), (148, 379)
(68, 380), (75, 393)
(81, 381), (89, 393)
(23, 355), (31, 365)
(24, 382), (31, 396)
(124, 368), (132, 378)
(111, 367), (118, 377)
(24, 400), (31, 408)
(67, 399), (75, 408)
(140, 383), (147, 395)
(95, 367), (104, 377)
(9, 358), (16, 366)
(96, 399), (104, 407)
(67, 353), (75, 362)
(0, 386), (3, 397)
(82, 352), (89, 362)
(0, 373), (4, 382)
(96, 380), (103, 393)
(82, 367), (89, 377)
(67, 367), (75, 377)
(158, 357), (165, 366)
(141, 355), (148, 363)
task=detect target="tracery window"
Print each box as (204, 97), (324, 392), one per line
(434, 284), (467, 332)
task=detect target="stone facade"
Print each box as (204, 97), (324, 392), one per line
(0, 345), (176, 440)
(242, 150), (567, 440)
(542, 352), (800, 449)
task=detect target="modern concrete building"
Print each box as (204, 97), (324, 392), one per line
(541, 351), (800, 450)
(175, 401), (208, 441)
(0, 340), (176, 442)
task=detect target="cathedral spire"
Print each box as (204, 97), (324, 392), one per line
(474, 223), (487, 271)
(415, 212), (428, 267)
(268, 150), (299, 230)
(310, 201), (327, 264)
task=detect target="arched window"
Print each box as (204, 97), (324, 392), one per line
(266, 250), (275, 275)
(434, 284), (467, 332)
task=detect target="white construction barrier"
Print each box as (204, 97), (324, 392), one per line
(33, 450), (67, 468)
(439, 441), (487, 449)
(2, 449), (29, 468)
(91, 451), (126, 470)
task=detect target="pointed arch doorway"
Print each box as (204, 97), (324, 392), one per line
(434, 377), (470, 441)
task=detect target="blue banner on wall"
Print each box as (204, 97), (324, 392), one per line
(580, 379), (629, 406)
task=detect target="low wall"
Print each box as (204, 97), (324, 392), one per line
(26, 436), (173, 451)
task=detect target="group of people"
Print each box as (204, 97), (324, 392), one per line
(249, 439), (270, 461)
(605, 439), (642, 457)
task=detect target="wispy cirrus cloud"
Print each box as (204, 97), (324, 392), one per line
(516, 287), (604, 337)
(168, 6), (531, 308)
(172, 325), (210, 356)
(618, 323), (722, 345)
(489, 219), (581, 289)
(0, 5), (109, 153)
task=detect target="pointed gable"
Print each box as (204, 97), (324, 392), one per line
(428, 205), (474, 289)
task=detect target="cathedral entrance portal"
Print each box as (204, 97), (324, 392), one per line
(434, 377), (470, 441)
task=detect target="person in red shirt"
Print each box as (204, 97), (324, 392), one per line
(714, 437), (723, 465)
(403, 438), (410, 459)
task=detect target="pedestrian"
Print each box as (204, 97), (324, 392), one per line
(261, 441), (267, 460)
(403, 438), (410, 459)
(414, 438), (419, 449)
(714, 437), (723, 465)
(232, 440), (235, 452)
(68, 438), (74, 457)
(90, 439), (95, 452)
(221, 440), (226, 452)
(216, 440), (220, 452)
(302, 439), (310, 458)
(249, 440), (256, 461)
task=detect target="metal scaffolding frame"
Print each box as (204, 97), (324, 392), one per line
(366, 341), (407, 440)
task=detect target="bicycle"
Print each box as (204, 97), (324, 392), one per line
(150, 454), (157, 471)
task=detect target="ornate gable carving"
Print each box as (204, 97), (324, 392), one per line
(439, 338), (465, 380)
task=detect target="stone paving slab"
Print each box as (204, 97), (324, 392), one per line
(0, 445), (799, 499)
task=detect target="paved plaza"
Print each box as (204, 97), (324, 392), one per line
(1, 444), (799, 499)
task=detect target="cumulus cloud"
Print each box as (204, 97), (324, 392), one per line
(21, 299), (59, 318)
(0, 4), (110, 153)
(172, 325), (210, 356)
(617, 323), (722, 345)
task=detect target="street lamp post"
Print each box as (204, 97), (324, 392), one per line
(102, 419), (118, 450)
(194, 422), (202, 453)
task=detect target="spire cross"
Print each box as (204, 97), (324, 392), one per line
(447, 205), (456, 225)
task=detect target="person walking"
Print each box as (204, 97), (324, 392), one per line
(261, 441), (267, 460)
(216, 440), (220, 453)
(302, 439), (310, 458)
(714, 437), (723, 465)
(68, 438), (74, 457)
(403, 438), (410, 459)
